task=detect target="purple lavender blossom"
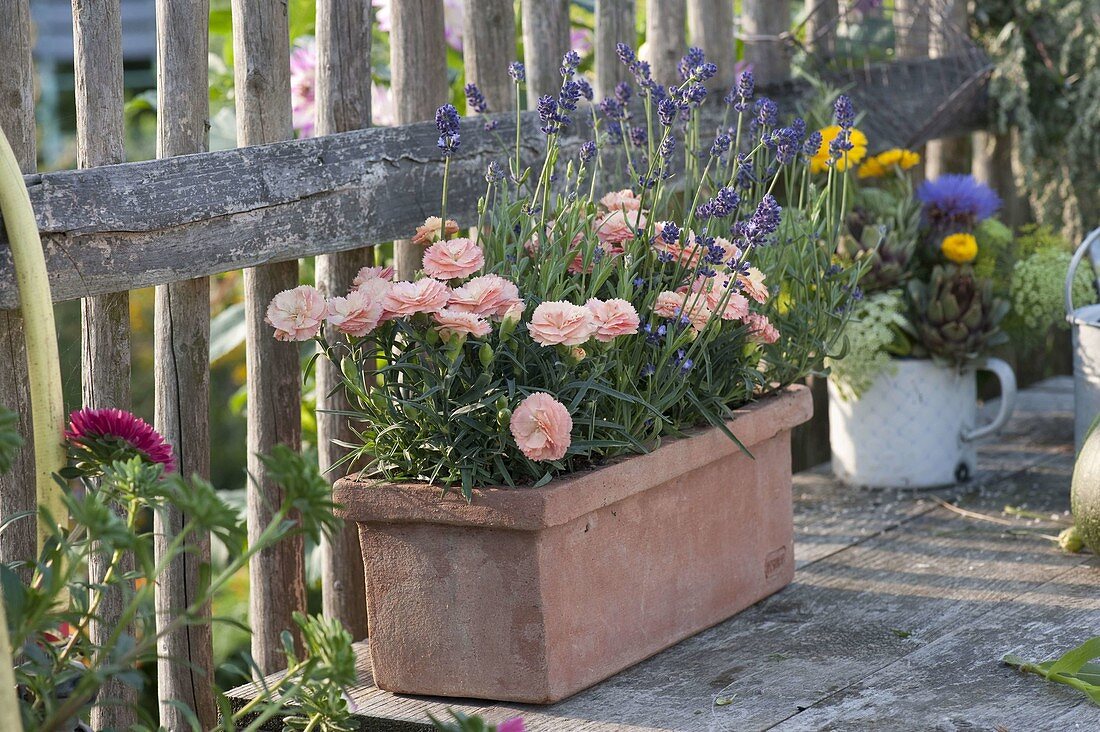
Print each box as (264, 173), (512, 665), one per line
(508, 62), (526, 83)
(537, 95), (559, 135)
(560, 50), (581, 77)
(917, 174), (1002, 229)
(435, 104), (461, 156)
(464, 83), (489, 114)
(679, 47), (706, 81)
(579, 140), (597, 164)
(803, 130), (823, 158)
(616, 42), (636, 66)
(657, 97), (678, 126)
(577, 77), (594, 101)
(485, 161), (504, 183)
(754, 98), (778, 128)
(661, 221), (681, 245)
(834, 94), (855, 129)
(710, 133), (732, 158)
(614, 81), (632, 105)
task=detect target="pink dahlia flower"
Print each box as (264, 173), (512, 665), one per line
(510, 393), (572, 462)
(422, 237), (485, 280)
(528, 301), (596, 347)
(448, 274), (522, 319)
(266, 285), (328, 341)
(382, 278), (451, 317)
(585, 298), (640, 342)
(65, 408), (176, 472)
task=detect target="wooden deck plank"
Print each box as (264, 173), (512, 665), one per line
(229, 378), (1096, 730)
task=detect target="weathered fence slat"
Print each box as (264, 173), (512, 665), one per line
(521, 0), (571, 101)
(740, 0), (791, 85)
(688, 0), (737, 91)
(0, 55), (991, 311)
(594, 0), (635, 100)
(0, 0), (37, 575)
(231, 0), (306, 677)
(71, 1), (136, 727)
(645, 0), (686, 87)
(924, 0), (971, 179)
(804, 0), (839, 58)
(462, 0), (516, 113)
(152, 0), (216, 727)
(316, 0), (372, 643)
(390, 0), (449, 280)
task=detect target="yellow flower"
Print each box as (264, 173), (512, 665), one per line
(857, 148), (921, 179)
(810, 126), (868, 174)
(941, 232), (978, 264)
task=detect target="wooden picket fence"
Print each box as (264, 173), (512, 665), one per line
(0, 0), (991, 728)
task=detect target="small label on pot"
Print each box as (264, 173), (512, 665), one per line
(765, 546), (787, 578)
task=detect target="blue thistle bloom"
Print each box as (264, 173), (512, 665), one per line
(577, 77), (594, 101)
(916, 174), (1002, 229)
(508, 62), (526, 83)
(614, 81), (632, 105)
(710, 133), (732, 158)
(657, 97), (678, 127)
(435, 104), (461, 156)
(579, 140), (597, 164)
(464, 83), (489, 114)
(485, 161), (504, 183)
(833, 94), (855, 129)
(679, 47), (706, 81)
(616, 42), (636, 66)
(560, 50), (581, 77)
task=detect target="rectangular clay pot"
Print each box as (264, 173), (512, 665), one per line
(334, 384), (812, 704)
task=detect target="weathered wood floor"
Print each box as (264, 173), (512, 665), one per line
(230, 377), (1100, 730)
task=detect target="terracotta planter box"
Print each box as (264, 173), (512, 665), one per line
(334, 384), (812, 704)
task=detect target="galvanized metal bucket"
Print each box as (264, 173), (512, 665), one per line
(1065, 227), (1100, 451)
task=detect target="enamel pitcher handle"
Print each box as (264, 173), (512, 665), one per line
(962, 358), (1017, 443)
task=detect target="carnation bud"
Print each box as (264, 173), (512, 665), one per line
(497, 408), (512, 428)
(479, 342), (494, 368)
(499, 302), (525, 340)
(569, 346), (587, 363)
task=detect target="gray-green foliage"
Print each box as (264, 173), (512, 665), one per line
(974, 0), (1100, 242)
(826, 290), (910, 400)
(1005, 636), (1100, 705)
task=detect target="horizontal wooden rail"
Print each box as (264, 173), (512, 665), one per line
(0, 56), (989, 309)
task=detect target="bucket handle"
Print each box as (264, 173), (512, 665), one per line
(1065, 227), (1100, 318)
(962, 358), (1017, 443)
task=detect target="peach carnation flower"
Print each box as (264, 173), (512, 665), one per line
(585, 298), (640, 342)
(599, 189), (642, 212)
(653, 290), (712, 332)
(266, 285), (327, 341)
(713, 236), (740, 263)
(448, 274), (522, 319)
(433, 308), (492, 341)
(422, 237), (485, 280)
(382, 278), (451, 317)
(352, 265), (394, 286)
(744, 312), (780, 344)
(327, 288), (384, 337)
(595, 209), (645, 245)
(652, 223), (704, 268)
(528, 301), (596, 346)
(412, 216), (460, 245)
(510, 392), (573, 462)
(739, 266), (769, 303)
(692, 275), (749, 321)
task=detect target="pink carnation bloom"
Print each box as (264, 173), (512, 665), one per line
(692, 274), (750, 321)
(65, 408), (176, 472)
(739, 266), (769, 304)
(653, 290), (711, 332)
(266, 285), (328, 341)
(382, 278), (451, 317)
(599, 189), (642, 212)
(448, 274), (522, 319)
(289, 39), (317, 137)
(653, 223), (704, 268)
(433, 308), (492, 341)
(744, 312), (780, 344)
(528, 301), (596, 346)
(713, 236), (741, 263)
(422, 237), (485, 280)
(352, 265), (394, 286)
(327, 288), (384, 337)
(412, 216), (460, 245)
(595, 209), (645, 245)
(510, 392), (572, 462)
(586, 298), (640, 342)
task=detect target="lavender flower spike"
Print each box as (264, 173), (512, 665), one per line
(508, 61), (526, 83)
(435, 103), (461, 157)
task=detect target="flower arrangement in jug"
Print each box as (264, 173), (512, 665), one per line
(267, 46), (865, 496)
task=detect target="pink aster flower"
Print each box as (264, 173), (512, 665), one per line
(352, 266), (394, 287)
(433, 308), (492, 341)
(598, 189), (642, 212)
(585, 298), (640, 342)
(290, 38), (317, 138)
(422, 237), (485, 280)
(528, 301), (596, 346)
(327, 288), (384, 337)
(510, 393), (572, 462)
(412, 216), (461, 246)
(448, 274), (522, 319)
(739, 266), (769, 304)
(65, 408), (176, 473)
(744, 312), (780, 344)
(595, 209), (645, 245)
(382, 278), (451, 317)
(266, 285), (328, 341)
